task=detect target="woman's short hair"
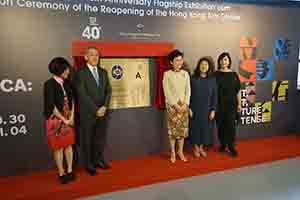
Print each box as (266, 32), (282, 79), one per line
(217, 52), (232, 69)
(193, 56), (215, 78)
(48, 57), (71, 76)
(168, 49), (184, 63)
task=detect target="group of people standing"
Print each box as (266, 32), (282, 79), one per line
(163, 50), (241, 163)
(44, 47), (111, 184)
(43, 47), (241, 184)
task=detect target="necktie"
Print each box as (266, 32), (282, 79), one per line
(92, 67), (99, 86)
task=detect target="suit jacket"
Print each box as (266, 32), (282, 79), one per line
(75, 65), (112, 123)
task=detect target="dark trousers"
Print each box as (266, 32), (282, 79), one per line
(216, 117), (236, 150)
(81, 117), (107, 171)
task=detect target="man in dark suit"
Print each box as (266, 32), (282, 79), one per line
(75, 47), (112, 176)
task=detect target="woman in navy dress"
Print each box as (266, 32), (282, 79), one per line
(190, 57), (217, 158)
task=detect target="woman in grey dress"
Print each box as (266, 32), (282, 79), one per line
(190, 57), (217, 158)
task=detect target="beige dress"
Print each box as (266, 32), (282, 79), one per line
(163, 70), (191, 139)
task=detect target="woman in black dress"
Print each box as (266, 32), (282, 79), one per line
(190, 57), (217, 158)
(215, 52), (241, 157)
(44, 57), (76, 184)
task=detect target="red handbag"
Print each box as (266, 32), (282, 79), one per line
(46, 116), (63, 136)
(46, 116), (75, 150)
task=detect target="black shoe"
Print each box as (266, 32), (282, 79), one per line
(86, 168), (97, 176)
(229, 148), (238, 157)
(218, 145), (226, 152)
(58, 175), (69, 184)
(95, 161), (111, 170)
(66, 172), (76, 182)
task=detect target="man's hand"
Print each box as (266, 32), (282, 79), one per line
(96, 106), (107, 118)
(209, 111), (215, 121)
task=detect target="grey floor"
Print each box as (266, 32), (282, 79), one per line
(81, 157), (300, 200)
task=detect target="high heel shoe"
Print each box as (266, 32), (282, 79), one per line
(218, 145), (226, 153)
(193, 149), (200, 158)
(228, 148), (238, 157)
(66, 172), (75, 182)
(199, 149), (207, 158)
(170, 152), (176, 163)
(58, 175), (69, 184)
(177, 152), (187, 162)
